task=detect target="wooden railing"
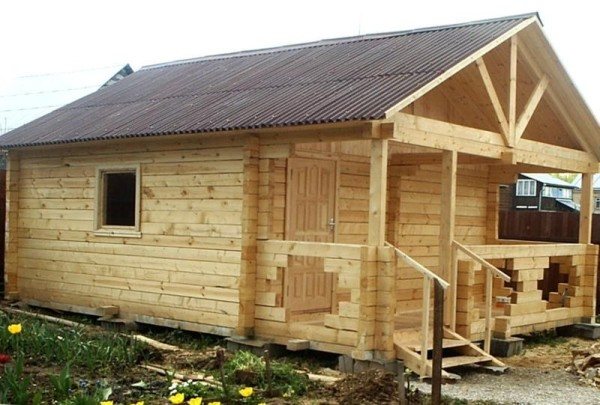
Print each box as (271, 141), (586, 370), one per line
(452, 241), (511, 352)
(386, 242), (448, 376)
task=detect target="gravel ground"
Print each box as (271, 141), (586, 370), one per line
(412, 366), (600, 404)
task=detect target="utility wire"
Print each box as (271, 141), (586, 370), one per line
(0, 85), (98, 98)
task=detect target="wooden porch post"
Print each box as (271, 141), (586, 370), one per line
(368, 139), (388, 246)
(367, 139), (396, 360)
(579, 173), (594, 244)
(440, 150), (457, 324)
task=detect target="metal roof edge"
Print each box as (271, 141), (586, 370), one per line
(141, 13), (539, 71)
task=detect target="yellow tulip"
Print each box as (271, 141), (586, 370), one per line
(188, 398), (202, 405)
(169, 393), (185, 404)
(7, 324), (22, 334)
(207, 402), (221, 405)
(100, 402), (113, 405)
(239, 387), (253, 397)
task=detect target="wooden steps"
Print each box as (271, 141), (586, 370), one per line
(394, 327), (505, 378)
(442, 355), (493, 368)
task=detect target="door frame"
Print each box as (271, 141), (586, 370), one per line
(283, 156), (340, 316)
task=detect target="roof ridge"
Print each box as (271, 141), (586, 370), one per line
(142, 12), (539, 70)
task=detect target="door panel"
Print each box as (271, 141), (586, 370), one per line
(286, 158), (336, 313)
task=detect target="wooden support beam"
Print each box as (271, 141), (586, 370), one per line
(515, 75), (549, 141)
(579, 172), (594, 244)
(476, 57), (510, 144)
(508, 36), (518, 146)
(4, 151), (20, 297)
(440, 150), (457, 325)
(517, 41), (597, 156)
(383, 17), (537, 117)
(432, 281), (444, 404)
(384, 113), (599, 173)
(238, 136), (259, 336)
(368, 139), (388, 246)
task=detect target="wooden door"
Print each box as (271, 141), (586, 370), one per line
(285, 157), (336, 314)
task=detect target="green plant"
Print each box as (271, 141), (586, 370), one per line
(222, 350), (310, 398)
(0, 313), (152, 372)
(0, 354), (40, 405)
(50, 366), (73, 400)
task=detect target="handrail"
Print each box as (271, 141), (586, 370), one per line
(386, 241), (447, 377)
(386, 242), (449, 289)
(452, 240), (512, 353)
(452, 240), (511, 282)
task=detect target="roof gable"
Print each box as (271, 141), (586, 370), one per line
(0, 14), (535, 148)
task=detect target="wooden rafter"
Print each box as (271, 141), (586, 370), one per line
(508, 36), (518, 146)
(475, 57), (510, 144)
(383, 17), (537, 117)
(515, 75), (549, 141)
(517, 39), (597, 156)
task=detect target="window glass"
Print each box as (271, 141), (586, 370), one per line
(103, 172), (136, 226)
(516, 179), (536, 196)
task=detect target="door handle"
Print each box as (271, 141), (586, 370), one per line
(328, 217), (336, 232)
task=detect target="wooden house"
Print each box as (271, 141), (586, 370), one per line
(1, 14), (599, 377)
(508, 173), (578, 211)
(573, 174), (600, 213)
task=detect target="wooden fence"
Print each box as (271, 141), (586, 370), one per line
(499, 210), (600, 312)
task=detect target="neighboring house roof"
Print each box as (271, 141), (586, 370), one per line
(572, 173), (600, 190)
(0, 64), (133, 136)
(556, 198), (580, 211)
(0, 14), (537, 148)
(521, 173), (577, 189)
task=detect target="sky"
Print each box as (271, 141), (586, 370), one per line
(0, 0), (598, 124)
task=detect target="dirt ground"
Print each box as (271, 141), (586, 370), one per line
(413, 336), (600, 404)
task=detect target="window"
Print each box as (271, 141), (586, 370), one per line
(95, 165), (141, 237)
(542, 187), (573, 199)
(595, 198), (600, 211)
(516, 179), (536, 196)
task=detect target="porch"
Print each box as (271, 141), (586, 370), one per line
(253, 236), (597, 377)
(249, 123), (598, 377)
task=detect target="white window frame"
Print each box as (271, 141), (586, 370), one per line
(94, 164), (141, 238)
(595, 197), (600, 211)
(516, 179), (536, 197)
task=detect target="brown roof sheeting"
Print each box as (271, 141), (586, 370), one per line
(0, 14), (535, 148)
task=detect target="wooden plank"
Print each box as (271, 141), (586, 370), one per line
(475, 57), (509, 143)
(484, 270), (493, 352)
(368, 139), (388, 246)
(508, 35), (518, 146)
(579, 173), (593, 244)
(515, 75), (548, 141)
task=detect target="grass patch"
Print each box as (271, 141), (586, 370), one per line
(524, 330), (567, 347)
(0, 312), (153, 372)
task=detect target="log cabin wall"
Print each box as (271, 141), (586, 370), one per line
(393, 164), (489, 312)
(13, 134), (247, 336)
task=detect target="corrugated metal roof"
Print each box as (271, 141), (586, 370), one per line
(522, 173), (577, 188)
(0, 14), (535, 148)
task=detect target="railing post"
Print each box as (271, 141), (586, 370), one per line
(484, 269), (493, 353)
(432, 280), (444, 405)
(449, 242), (458, 331)
(421, 277), (431, 376)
